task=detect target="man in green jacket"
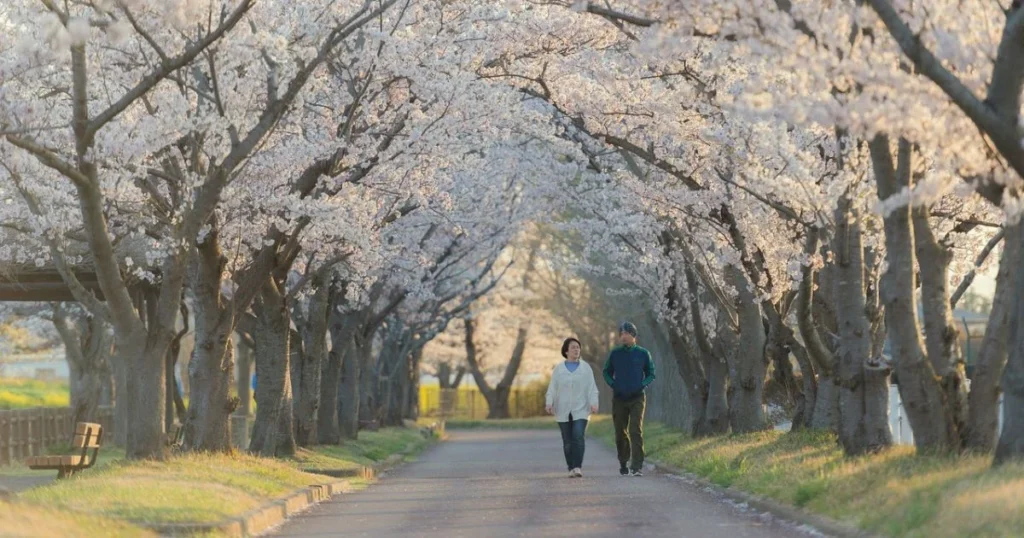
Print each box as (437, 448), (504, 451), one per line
(603, 321), (655, 476)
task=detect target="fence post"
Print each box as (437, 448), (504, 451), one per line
(0, 412), (9, 466)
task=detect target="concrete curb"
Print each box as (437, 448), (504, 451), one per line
(647, 459), (881, 538)
(145, 481), (351, 537)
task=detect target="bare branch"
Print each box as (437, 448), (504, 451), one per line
(950, 228), (1005, 308)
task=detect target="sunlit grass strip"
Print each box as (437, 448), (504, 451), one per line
(0, 499), (156, 537)
(18, 452), (333, 525)
(589, 419), (1024, 537)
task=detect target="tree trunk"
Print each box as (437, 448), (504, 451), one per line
(185, 235), (236, 453)
(295, 277), (330, 446)
(913, 204), (969, 448)
(995, 223), (1024, 464)
(236, 337), (253, 417)
(111, 352), (128, 446)
(483, 386), (512, 419)
(124, 331), (167, 460)
(789, 342), (817, 431)
(249, 280), (296, 457)
(872, 135), (956, 452)
(766, 311), (804, 429)
(318, 311), (348, 444)
(359, 336), (379, 425)
(797, 228), (837, 432)
(339, 334), (368, 440)
(405, 348), (422, 420)
(464, 319), (528, 420)
(54, 305), (112, 432)
(834, 195), (892, 455)
(968, 223), (1019, 451)
(725, 265), (766, 433)
(676, 269), (730, 436)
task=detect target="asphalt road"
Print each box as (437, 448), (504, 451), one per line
(270, 429), (825, 538)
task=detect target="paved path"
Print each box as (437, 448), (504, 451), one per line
(0, 475), (52, 495)
(271, 430), (825, 537)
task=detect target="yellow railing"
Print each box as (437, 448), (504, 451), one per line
(419, 386), (546, 419)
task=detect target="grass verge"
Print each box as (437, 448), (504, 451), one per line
(588, 419), (1024, 538)
(0, 500), (155, 538)
(293, 426), (435, 471)
(0, 378), (69, 409)
(17, 452), (333, 526)
(6, 426), (434, 536)
(444, 417), (558, 430)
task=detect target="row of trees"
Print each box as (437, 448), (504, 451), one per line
(0, 0), (580, 459)
(4, 0), (1024, 470)
(510, 1), (1024, 464)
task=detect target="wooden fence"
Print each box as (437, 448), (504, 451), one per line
(0, 406), (114, 466)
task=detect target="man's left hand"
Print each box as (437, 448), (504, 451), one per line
(590, 405), (598, 413)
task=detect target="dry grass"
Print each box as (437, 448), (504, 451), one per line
(18, 452), (333, 525)
(7, 425), (433, 535)
(589, 420), (1024, 537)
(0, 500), (155, 537)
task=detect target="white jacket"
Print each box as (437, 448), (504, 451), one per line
(545, 359), (600, 422)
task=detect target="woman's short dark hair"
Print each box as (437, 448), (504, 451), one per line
(561, 337), (582, 358)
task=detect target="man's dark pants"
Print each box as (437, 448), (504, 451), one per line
(612, 393), (646, 471)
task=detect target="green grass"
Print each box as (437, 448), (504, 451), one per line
(589, 419), (1024, 538)
(444, 417), (558, 430)
(293, 426), (435, 471)
(0, 377), (69, 409)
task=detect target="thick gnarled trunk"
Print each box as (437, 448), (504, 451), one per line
(725, 265), (766, 433)
(872, 136), (955, 452)
(465, 319), (528, 420)
(834, 196), (892, 455)
(913, 205), (969, 448)
(968, 224), (1019, 451)
(249, 280), (296, 457)
(186, 233), (236, 452)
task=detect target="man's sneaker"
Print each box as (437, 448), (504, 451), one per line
(574, 468), (583, 477)
(619, 465), (629, 476)
(630, 469), (643, 477)
(568, 469), (576, 478)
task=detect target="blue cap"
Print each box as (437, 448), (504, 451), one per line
(619, 321), (637, 337)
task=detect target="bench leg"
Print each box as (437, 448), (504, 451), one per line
(57, 468), (68, 479)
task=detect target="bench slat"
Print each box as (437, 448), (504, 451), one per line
(72, 433), (102, 448)
(75, 422), (102, 435)
(25, 454), (90, 469)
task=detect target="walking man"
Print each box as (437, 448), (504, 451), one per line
(603, 321), (655, 476)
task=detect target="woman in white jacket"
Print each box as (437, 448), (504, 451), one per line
(545, 337), (599, 478)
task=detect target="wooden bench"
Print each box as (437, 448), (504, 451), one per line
(24, 422), (103, 479)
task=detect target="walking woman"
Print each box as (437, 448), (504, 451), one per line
(545, 337), (599, 478)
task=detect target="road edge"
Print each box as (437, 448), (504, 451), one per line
(647, 459), (881, 538)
